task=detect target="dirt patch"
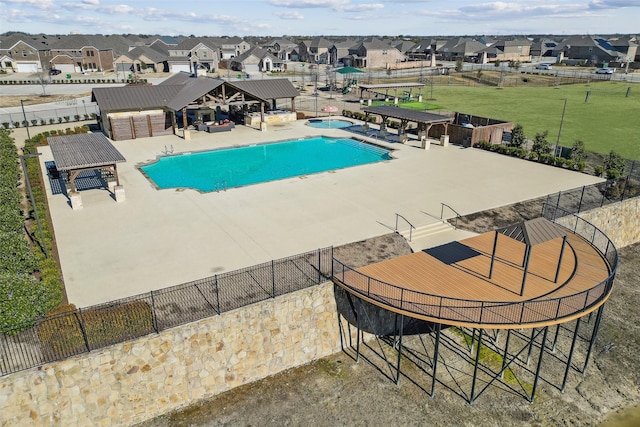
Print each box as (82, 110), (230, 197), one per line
(332, 232), (412, 268)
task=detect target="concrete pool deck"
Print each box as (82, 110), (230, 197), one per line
(38, 119), (603, 307)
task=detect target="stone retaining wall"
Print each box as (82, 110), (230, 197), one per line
(579, 197), (640, 248)
(0, 282), (358, 426)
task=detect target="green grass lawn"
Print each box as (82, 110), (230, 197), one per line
(373, 81), (640, 160)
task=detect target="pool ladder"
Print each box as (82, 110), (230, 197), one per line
(215, 181), (227, 193)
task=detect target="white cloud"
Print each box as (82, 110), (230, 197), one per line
(2, 0), (55, 9)
(269, 0), (345, 8)
(338, 3), (384, 12)
(277, 11), (305, 19)
(82, 0), (99, 5)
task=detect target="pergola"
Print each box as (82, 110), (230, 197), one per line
(48, 133), (126, 206)
(358, 82), (425, 102)
(494, 217), (568, 296)
(362, 105), (453, 147)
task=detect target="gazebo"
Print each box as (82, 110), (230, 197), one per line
(48, 133), (126, 209)
(362, 105), (453, 148)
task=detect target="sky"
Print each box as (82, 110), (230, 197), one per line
(1, 0), (639, 37)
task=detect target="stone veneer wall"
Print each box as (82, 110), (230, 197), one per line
(578, 197), (640, 248)
(0, 282), (359, 426)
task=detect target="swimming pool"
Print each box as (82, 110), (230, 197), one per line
(306, 119), (353, 129)
(140, 136), (392, 192)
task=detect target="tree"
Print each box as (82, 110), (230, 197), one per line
(35, 72), (50, 96)
(455, 59), (463, 72)
(604, 150), (625, 179)
(569, 140), (586, 163)
(510, 124), (526, 147)
(532, 130), (551, 155)
(494, 60), (501, 68)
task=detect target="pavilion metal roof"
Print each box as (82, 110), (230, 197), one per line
(91, 85), (182, 112)
(498, 217), (567, 247)
(227, 79), (300, 101)
(362, 105), (453, 124)
(48, 134), (126, 171)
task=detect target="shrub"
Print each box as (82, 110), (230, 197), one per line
(576, 161), (586, 172)
(63, 116), (70, 122)
(49, 118), (55, 125)
(74, 115), (80, 121)
(594, 166), (605, 177)
(1, 122), (9, 129)
(13, 121), (20, 128)
(569, 140), (586, 163)
(604, 150), (625, 180)
(532, 130), (551, 156)
(58, 117), (63, 124)
(31, 119), (38, 126)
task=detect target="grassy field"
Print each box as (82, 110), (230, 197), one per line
(374, 81), (640, 160)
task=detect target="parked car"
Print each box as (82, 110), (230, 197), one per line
(595, 68), (614, 74)
(49, 68), (62, 76)
(535, 63), (552, 70)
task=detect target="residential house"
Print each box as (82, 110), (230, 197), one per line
(490, 38), (531, 62)
(167, 38), (220, 74)
(208, 36), (252, 60)
(299, 37), (333, 63)
(530, 38), (559, 58)
(438, 37), (487, 61)
(0, 34), (43, 73)
(262, 38), (298, 62)
(555, 35), (625, 65)
(43, 34), (125, 73)
(343, 38), (406, 69)
(327, 39), (358, 66)
(230, 46), (283, 73)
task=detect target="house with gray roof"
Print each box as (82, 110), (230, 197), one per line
(230, 46), (283, 74)
(166, 38), (220, 74)
(555, 35), (626, 65)
(0, 34), (43, 73)
(343, 38), (406, 69)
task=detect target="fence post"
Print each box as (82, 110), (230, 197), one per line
(149, 290), (159, 332)
(578, 186), (585, 213)
(214, 274), (221, 314)
(271, 259), (276, 297)
(620, 176), (630, 201)
(75, 308), (91, 352)
(317, 249), (321, 284)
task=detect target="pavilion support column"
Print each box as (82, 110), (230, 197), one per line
(469, 328), (483, 404)
(394, 313), (404, 385)
(561, 317), (581, 392)
(489, 230), (499, 279)
(520, 245), (532, 296)
(291, 97), (296, 112)
(430, 322), (441, 396)
(582, 305), (605, 373)
(530, 326), (549, 403)
(380, 115), (387, 132)
(260, 102), (266, 132)
(554, 236), (567, 283)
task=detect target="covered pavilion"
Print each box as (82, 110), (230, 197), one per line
(358, 82), (425, 103)
(362, 105), (453, 147)
(48, 133), (126, 208)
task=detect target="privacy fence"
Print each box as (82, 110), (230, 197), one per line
(0, 247), (333, 377)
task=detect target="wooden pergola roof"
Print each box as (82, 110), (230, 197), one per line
(48, 134), (125, 171)
(362, 105), (452, 124)
(48, 133), (125, 194)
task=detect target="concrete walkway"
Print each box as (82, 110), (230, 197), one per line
(38, 120), (602, 307)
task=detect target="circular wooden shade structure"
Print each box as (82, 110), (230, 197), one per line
(333, 216), (616, 329)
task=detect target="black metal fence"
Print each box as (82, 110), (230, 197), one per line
(545, 165), (640, 215)
(0, 247), (333, 377)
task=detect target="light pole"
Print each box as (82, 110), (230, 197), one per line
(555, 98), (567, 157)
(20, 99), (31, 140)
(313, 89), (318, 118)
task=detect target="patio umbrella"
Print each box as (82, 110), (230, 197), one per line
(321, 105), (339, 113)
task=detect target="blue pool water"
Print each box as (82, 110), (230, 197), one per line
(141, 136), (392, 192)
(307, 119), (353, 129)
